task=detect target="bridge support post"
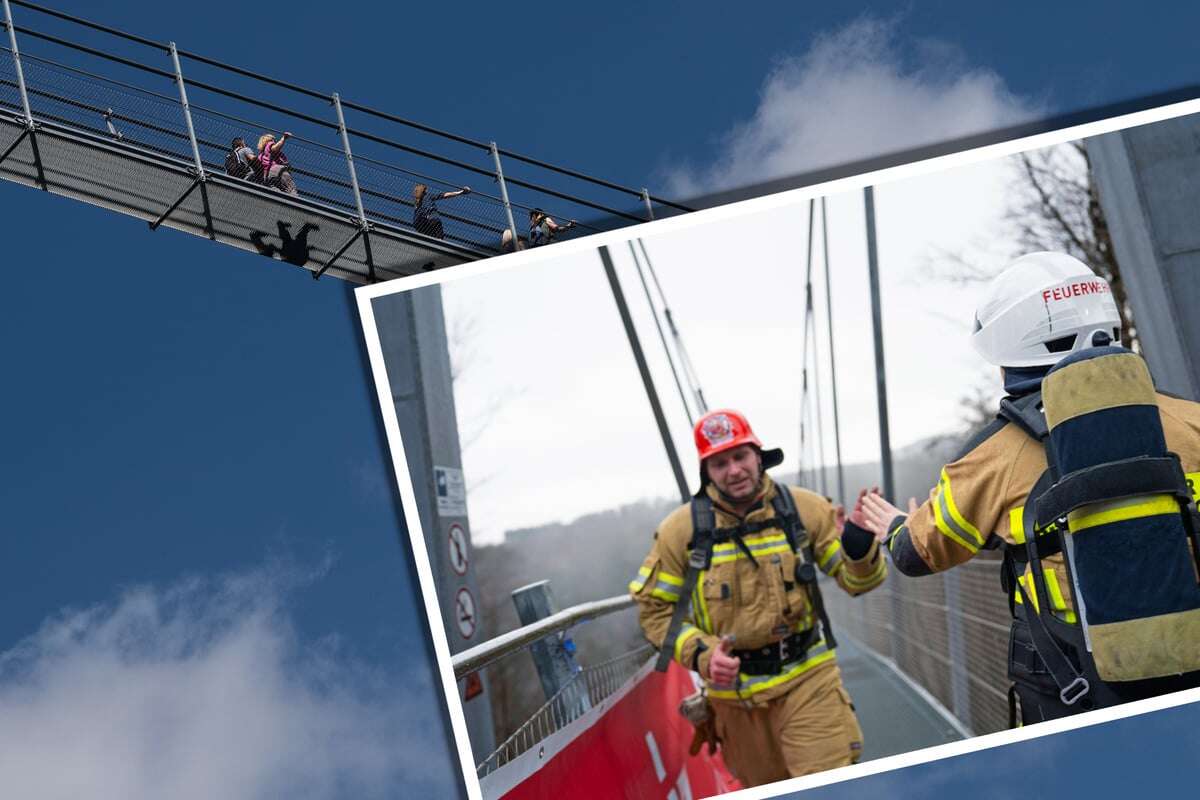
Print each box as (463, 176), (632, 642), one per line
(164, 42), (212, 239)
(512, 581), (591, 718)
(641, 188), (654, 221)
(333, 92), (374, 282)
(490, 142), (521, 252)
(2, 0), (46, 189)
(864, 186), (895, 501)
(599, 244), (691, 503)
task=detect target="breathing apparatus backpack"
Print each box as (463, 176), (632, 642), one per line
(999, 345), (1200, 721)
(654, 482), (836, 673)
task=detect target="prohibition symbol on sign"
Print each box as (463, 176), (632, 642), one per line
(455, 588), (477, 639)
(448, 523), (469, 576)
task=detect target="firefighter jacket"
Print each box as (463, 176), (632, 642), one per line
(630, 475), (887, 703)
(887, 391), (1200, 620)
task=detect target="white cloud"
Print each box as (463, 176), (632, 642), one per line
(665, 16), (1040, 195)
(0, 562), (454, 799)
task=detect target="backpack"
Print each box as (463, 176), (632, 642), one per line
(653, 483), (837, 672)
(224, 148), (250, 179)
(999, 345), (1200, 716)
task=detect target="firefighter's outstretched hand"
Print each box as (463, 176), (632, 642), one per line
(706, 636), (740, 689)
(860, 491), (909, 541)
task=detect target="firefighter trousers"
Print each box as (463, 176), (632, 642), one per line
(711, 663), (863, 787)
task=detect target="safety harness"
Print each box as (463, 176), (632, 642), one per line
(998, 389), (1200, 725)
(654, 482), (837, 673)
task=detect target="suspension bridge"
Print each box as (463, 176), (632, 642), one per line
(0, 0), (690, 285)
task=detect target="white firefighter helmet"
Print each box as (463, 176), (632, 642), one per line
(970, 252), (1122, 368)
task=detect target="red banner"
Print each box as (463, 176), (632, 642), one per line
(485, 662), (738, 799)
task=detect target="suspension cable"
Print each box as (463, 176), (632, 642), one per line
(799, 200), (815, 487)
(821, 197), (846, 504)
(628, 241), (694, 427)
(636, 238), (707, 413)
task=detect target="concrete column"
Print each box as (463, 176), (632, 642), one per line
(371, 285), (495, 759)
(1087, 118), (1200, 399)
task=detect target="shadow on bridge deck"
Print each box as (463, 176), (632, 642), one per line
(837, 634), (967, 760)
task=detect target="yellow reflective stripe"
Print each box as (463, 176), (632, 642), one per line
(1009, 507), (1026, 544)
(649, 585), (680, 602)
(1014, 570), (1077, 624)
(1186, 472), (1200, 503)
(818, 540), (842, 569)
(657, 571), (684, 587)
(933, 489), (979, 554)
(711, 543), (791, 564)
(674, 624), (702, 662)
(707, 642), (836, 699)
(694, 570), (712, 633)
(628, 565), (652, 592)
(842, 558), (887, 589)
(1068, 494), (1179, 533)
(712, 534), (790, 556)
(1043, 569), (1078, 624)
(939, 469), (984, 546)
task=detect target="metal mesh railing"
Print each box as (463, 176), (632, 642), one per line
(1, 2), (683, 279)
(824, 551), (1012, 735)
(476, 644), (654, 779)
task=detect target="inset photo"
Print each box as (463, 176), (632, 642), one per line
(356, 102), (1200, 800)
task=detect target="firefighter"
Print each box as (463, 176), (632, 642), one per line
(858, 251), (1200, 724)
(630, 409), (887, 787)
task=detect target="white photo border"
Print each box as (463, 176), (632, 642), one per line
(356, 95), (1200, 800)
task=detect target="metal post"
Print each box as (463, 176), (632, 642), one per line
(168, 42), (212, 238)
(334, 93), (367, 224)
(3, 0), (33, 127)
(864, 187), (895, 501)
(821, 198), (846, 504)
(512, 581), (590, 717)
(333, 92), (374, 281)
(599, 245), (690, 503)
(641, 188), (654, 221)
(490, 142), (520, 251)
(169, 42), (204, 179)
(3, 0), (45, 189)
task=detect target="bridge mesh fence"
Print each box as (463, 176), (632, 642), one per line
(824, 550), (1012, 735)
(0, 42), (595, 260)
(476, 644), (654, 779)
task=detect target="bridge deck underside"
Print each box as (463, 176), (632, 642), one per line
(0, 115), (484, 284)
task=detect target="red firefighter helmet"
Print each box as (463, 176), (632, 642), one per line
(693, 410), (784, 474)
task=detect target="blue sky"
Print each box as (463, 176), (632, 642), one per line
(3, 1), (1200, 797)
(787, 699), (1200, 800)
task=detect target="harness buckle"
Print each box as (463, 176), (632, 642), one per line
(778, 636), (791, 663)
(688, 549), (707, 570)
(1059, 677), (1090, 706)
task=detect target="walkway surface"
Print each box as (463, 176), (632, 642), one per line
(836, 635), (967, 760)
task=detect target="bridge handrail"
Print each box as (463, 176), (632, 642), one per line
(452, 594), (635, 679)
(6, 0), (694, 216)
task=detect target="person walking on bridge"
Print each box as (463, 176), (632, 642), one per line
(630, 409), (887, 787)
(858, 252), (1200, 726)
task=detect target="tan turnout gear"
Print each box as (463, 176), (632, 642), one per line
(889, 392), (1200, 620)
(630, 475), (886, 783)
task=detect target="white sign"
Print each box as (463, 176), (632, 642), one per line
(455, 588), (477, 639)
(448, 523), (469, 576)
(434, 465), (467, 517)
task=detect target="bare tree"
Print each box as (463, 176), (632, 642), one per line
(923, 141), (1139, 447)
(929, 142), (1138, 349)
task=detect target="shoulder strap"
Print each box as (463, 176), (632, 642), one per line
(998, 391), (1048, 442)
(769, 480), (804, 553)
(772, 482), (837, 650)
(654, 497), (715, 672)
